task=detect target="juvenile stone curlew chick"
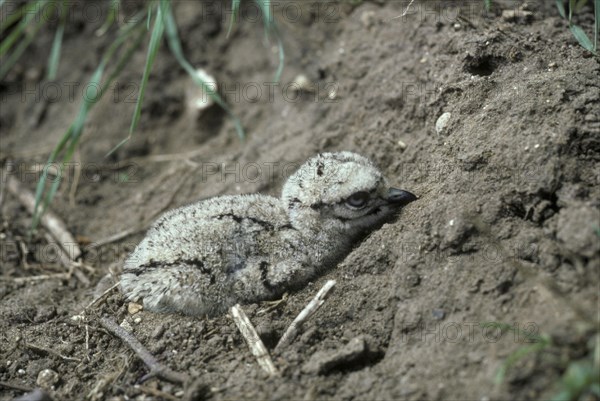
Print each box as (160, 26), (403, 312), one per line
(120, 152), (416, 316)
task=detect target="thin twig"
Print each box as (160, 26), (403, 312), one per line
(0, 380), (33, 392)
(1, 272), (72, 283)
(391, 0), (416, 19)
(43, 233), (90, 286)
(84, 282), (120, 311)
(0, 167), (7, 210)
(25, 341), (82, 362)
(88, 226), (142, 248)
(85, 323), (90, 355)
(230, 304), (278, 376)
(99, 317), (189, 385)
(6, 175), (81, 260)
(274, 280), (336, 353)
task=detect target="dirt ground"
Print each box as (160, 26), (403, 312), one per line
(1, 0), (599, 400)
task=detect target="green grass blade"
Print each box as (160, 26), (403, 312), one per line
(130, 2), (164, 135)
(46, 0), (68, 80)
(146, 3), (153, 30)
(30, 128), (72, 232)
(495, 342), (549, 384)
(273, 26), (284, 82)
(0, 0), (48, 57)
(255, 0), (284, 82)
(46, 22), (65, 80)
(484, 0), (492, 12)
(556, 0), (567, 18)
(595, 0), (599, 51)
(569, 0), (575, 21)
(226, 0), (241, 38)
(160, 0), (245, 140)
(106, 3), (164, 157)
(102, 26), (147, 91)
(0, 1), (38, 34)
(32, 64), (105, 229)
(575, 0), (588, 12)
(31, 21), (147, 231)
(569, 24), (595, 52)
(95, 0), (120, 37)
(256, 0), (272, 33)
(0, 15), (46, 80)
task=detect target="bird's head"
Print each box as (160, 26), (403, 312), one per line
(282, 151), (417, 238)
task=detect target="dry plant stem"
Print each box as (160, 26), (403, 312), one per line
(0, 380), (33, 392)
(84, 282), (120, 311)
(25, 342), (81, 362)
(88, 226), (141, 248)
(230, 304), (278, 376)
(43, 232), (90, 285)
(99, 317), (189, 385)
(1, 272), (71, 283)
(0, 171), (6, 210)
(274, 280), (336, 353)
(6, 175), (82, 260)
(391, 0), (415, 19)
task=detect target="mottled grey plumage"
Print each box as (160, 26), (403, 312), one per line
(120, 152), (416, 316)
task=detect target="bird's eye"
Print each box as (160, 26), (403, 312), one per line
(345, 191), (370, 209)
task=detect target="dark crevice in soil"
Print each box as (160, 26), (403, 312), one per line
(463, 54), (506, 76)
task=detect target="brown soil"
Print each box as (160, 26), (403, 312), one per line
(1, 1), (599, 400)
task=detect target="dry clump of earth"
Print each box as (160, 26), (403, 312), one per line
(1, 1), (599, 400)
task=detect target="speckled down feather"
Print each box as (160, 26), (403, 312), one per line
(120, 151), (416, 316)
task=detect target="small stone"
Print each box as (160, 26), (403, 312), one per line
(290, 74), (314, 93)
(119, 319), (133, 332)
(432, 309), (446, 320)
(25, 67), (41, 82)
(128, 302), (143, 315)
(186, 68), (217, 112)
(71, 314), (84, 322)
(435, 112), (452, 135)
(397, 140), (407, 150)
(328, 87), (338, 100)
(37, 368), (60, 388)
(133, 317), (142, 324)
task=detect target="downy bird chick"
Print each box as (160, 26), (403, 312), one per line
(120, 151), (416, 316)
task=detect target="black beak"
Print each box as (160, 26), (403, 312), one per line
(387, 188), (417, 207)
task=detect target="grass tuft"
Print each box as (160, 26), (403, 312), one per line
(6, 0), (284, 230)
(556, 0), (598, 55)
(31, 16), (148, 232)
(480, 322), (551, 385)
